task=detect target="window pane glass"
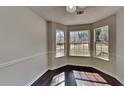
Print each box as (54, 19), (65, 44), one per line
(56, 30), (65, 57)
(95, 26), (109, 60)
(69, 31), (90, 56)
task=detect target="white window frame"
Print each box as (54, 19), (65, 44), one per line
(69, 30), (90, 57)
(55, 29), (65, 58)
(94, 25), (109, 61)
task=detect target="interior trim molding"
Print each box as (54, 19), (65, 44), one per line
(26, 68), (48, 86)
(49, 63), (115, 77)
(68, 63), (93, 68)
(49, 63), (68, 70)
(91, 66), (116, 78)
(68, 63), (117, 78)
(116, 76), (124, 85)
(0, 52), (48, 69)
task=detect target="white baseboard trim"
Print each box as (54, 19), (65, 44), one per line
(49, 63), (68, 70)
(92, 66), (116, 78)
(67, 63), (117, 78)
(115, 76), (124, 85)
(49, 63), (115, 77)
(67, 63), (93, 68)
(26, 68), (48, 86)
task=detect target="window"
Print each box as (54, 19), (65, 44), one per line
(56, 29), (65, 57)
(69, 30), (90, 56)
(94, 25), (109, 60)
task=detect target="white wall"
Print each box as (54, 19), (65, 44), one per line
(0, 7), (48, 85)
(116, 8), (124, 84)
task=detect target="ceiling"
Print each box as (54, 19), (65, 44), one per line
(29, 6), (123, 25)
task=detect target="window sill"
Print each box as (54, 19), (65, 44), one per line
(94, 56), (110, 62)
(55, 55), (110, 62)
(55, 56), (66, 58)
(68, 55), (91, 58)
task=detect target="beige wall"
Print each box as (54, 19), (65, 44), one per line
(92, 15), (116, 76)
(0, 7), (48, 85)
(47, 15), (116, 76)
(116, 8), (124, 84)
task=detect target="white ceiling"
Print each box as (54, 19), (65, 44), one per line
(29, 6), (123, 25)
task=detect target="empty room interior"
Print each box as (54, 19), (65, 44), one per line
(1, 6), (124, 86)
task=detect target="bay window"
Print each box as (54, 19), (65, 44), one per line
(55, 25), (109, 61)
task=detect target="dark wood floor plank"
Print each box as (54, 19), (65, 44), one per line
(31, 70), (54, 86)
(31, 65), (123, 86)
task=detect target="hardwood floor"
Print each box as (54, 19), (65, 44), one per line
(31, 65), (122, 86)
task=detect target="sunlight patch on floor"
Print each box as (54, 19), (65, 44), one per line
(50, 72), (65, 86)
(73, 70), (111, 86)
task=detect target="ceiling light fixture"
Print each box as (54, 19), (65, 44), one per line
(66, 6), (77, 13)
(66, 6), (87, 14)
